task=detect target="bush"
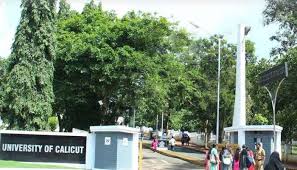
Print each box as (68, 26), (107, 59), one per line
(208, 143), (239, 154)
(48, 117), (58, 132)
(250, 114), (269, 125)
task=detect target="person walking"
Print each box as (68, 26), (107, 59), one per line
(169, 136), (175, 150)
(264, 151), (284, 170)
(255, 143), (265, 170)
(233, 147), (241, 170)
(221, 145), (232, 170)
(247, 147), (255, 170)
(151, 137), (158, 152)
(210, 144), (219, 170)
(219, 147), (225, 170)
(205, 148), (211, 170)
(239, 145), (249, 170)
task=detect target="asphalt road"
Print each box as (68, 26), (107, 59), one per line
(142, 148), (203, 170)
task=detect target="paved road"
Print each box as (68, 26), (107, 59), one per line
(142, 148), (203, 170)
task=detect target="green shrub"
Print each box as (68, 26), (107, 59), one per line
(250, 114), (269, 125)
(48, 117), (58, 132)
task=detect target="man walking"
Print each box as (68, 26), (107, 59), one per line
(255, 143), (265, 170)
(169, 136), (176, 150)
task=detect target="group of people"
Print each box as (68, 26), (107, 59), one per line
(151, 136), (176, 151)
(205, 142), (284, 170)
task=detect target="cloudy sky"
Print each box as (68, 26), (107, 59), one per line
(0, 0), (278, 59)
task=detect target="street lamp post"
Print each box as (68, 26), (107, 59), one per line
(133, 108), (136, 128)
(156, 114), (158, 133)
(216, 38), (221, 144)
(190, 22), (222, 144)
(161, 112), (164, 135)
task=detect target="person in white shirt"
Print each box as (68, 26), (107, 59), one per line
(169, 136), (176, 150)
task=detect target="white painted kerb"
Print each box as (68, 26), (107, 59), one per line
(224, 125), (283, 133)
(90, 125), (139, 134)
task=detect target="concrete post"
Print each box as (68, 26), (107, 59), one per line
(86, 133), (95, 170)
(233, 24), (247, 128)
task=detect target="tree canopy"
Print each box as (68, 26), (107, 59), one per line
(0, 0), (296, 144)
(54, 2), (193, 131)
(263, 0), (297, 143)
(0, 0), (56, 130)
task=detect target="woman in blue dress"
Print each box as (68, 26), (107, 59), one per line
(210, 144), (219, 170)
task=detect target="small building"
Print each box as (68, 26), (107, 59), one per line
(224, 125), (283, 163)
(86, 126), (139, 170)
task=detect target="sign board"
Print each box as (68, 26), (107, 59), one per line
(104, 137), (111, 145)
(122, 138), (128, 146)
(259, 62), (288, 86)
(0, 133), (86, 163)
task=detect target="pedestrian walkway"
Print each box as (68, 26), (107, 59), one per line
(143, 148), (203, 170)
(142, 140), (205, 166)
(143, 140), (297, 170)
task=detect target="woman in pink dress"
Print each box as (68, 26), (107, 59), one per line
(204, 149), (211, 170)
(151, 137), (158, 152)
(247, 147), (255, 170)
(233, 147), (241, 170)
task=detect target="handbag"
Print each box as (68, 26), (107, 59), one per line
(210, 154), (217, 164)
(246, 155), (254, 167)
(223, 156), (231, 165)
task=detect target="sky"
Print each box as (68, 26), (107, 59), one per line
(0, 0), (279, 59)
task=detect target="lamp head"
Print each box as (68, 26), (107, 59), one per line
(244, 26), (251, 35)
(189, 21), (200, 29)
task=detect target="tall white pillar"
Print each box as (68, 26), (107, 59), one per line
(233, 24), (247, 128)
(238, 129), (245, 148)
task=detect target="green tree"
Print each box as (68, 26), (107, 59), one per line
(264, 0), (297, 142)
(0, 58), (8, 115)
(263, 0), (297, 54)
(55, 2), (191, 131)
(183, 36), (237, 142)
(246, 58), (272, 125)
(58, 0), (71, 19)
(1, 0), (56, 130)
(274, 48), (297, 143)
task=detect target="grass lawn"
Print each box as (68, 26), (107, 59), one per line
(0, 160), (76, 169)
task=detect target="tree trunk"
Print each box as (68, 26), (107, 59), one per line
(166, 112), (170, 134)
(205, 120), (209, 148)
(57, 113), (62, 132)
